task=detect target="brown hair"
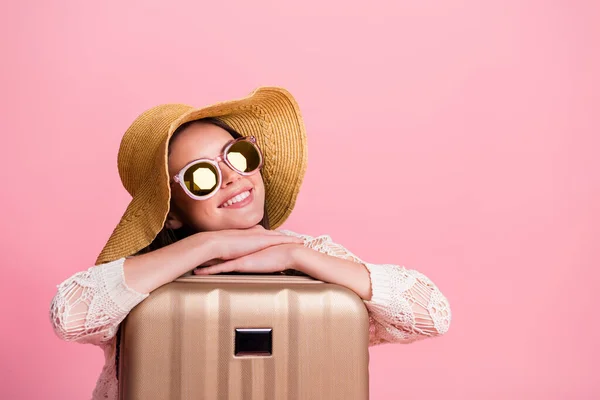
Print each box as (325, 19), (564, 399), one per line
(134, 117), (271, 256)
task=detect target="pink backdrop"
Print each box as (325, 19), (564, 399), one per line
(1, 0), (599, 399)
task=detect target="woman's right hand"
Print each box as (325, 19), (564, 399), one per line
(204, 225), (305, 262)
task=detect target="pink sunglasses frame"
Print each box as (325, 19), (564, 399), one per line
(171, 136), (264, 201)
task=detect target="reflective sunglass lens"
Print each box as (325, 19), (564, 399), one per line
(227, 141), (261, 173)
(183, 162), (219, 196)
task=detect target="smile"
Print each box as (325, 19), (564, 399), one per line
(219, 188), (254, 209)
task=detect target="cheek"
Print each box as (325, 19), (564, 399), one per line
(172, 188), (217, 220)
(250, 174), (266, 200)
(250, 173), (265, 191)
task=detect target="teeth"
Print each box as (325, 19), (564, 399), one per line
(221, 190), (250, 208)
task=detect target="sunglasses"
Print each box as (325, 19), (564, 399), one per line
(171, 136), (264, 200)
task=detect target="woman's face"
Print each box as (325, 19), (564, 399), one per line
(166, 121), (266, 232)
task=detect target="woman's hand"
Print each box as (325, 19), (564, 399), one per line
(193, 243), (305, 275)
(123, 226), (302, 295)
(205, 225), (304, 262)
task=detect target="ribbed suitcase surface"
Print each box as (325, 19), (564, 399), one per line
(118, 274), (370, 400)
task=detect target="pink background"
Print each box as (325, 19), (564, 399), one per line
(1, 0), (599, 399)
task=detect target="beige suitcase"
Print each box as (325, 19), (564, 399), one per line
(118, 273), (370, 399)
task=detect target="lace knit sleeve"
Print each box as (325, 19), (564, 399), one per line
(279, 230), (451, 346)
(49, 257), (149, 346)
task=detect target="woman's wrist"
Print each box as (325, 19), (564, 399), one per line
(286, 244), (310, 271)
(290, 246), (372, 300)
(123, 230), (220, 294)
(191, 231), (219, 264)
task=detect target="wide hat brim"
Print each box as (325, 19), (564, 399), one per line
(95, 87), (307, 265)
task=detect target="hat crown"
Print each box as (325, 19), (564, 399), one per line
(118, 104), (194, 196)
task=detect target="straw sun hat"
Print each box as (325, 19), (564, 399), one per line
(95, 87), (307, 266)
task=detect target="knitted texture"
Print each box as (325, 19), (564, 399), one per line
(50, 230), (450, 400)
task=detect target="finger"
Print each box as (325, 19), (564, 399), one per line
(199, 259), (224, 267)
(266, 235), (304, 244)
(251, 236), (303, 251)
(246, 225), (280, 233)
(242, 226), (287, 236)
(237, 230), (293, 239)
(194, 261), (236, 275)
(256, 229), (287, 236)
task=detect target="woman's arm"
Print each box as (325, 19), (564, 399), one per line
(49, 228), (303, 346)
(283, 231), (452, 346)
(289, 246), (373, 300)
(49, 232), (215, 345)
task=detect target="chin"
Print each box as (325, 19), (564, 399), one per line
(239, 211), (265, 228)
(220, 208), (264, 230)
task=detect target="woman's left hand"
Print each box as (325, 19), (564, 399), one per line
(192, 243), (304, 275)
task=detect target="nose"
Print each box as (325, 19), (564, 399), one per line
(219, 160), (242, 188)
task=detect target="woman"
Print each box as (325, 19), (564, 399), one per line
(49, 87), (451, 400)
